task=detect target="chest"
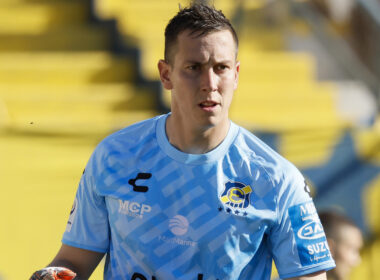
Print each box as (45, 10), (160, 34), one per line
(102, 161), (277, 259)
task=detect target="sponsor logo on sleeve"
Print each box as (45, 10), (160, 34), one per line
(288, 202), (333, 266)
(304, 180), (312, 198)
(65, 198), (78, 232)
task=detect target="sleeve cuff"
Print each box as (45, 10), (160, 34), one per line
(62, 239), (108, 254)
(279, 261), (336, 279)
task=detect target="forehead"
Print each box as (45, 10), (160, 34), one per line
(337, 225), (363, 245)
(173, 29), (237, 63)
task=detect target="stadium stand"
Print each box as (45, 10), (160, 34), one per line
(0, 0), (157, 279)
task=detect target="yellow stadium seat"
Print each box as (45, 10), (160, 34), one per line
(0, 1), (158, 279)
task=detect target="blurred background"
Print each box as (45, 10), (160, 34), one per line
(1, 0), (380, 279)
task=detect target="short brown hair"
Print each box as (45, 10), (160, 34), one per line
(164, 2), (239, 65)
(319, 211), (359, 240)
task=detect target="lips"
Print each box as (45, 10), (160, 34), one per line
(199, 101), (218, 108)
(199, 100), (219, 113)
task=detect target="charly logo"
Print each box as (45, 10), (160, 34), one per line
(169, 215), (189, 236)
(128, 173), (152, 193)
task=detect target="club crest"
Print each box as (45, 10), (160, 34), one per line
(220, 181), (252, 209)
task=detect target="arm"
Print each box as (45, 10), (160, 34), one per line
(48, 244), (104, 280)
(286, 270), (327, 280)
(269, 168), (335, 279)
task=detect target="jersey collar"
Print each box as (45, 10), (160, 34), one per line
(156, 113), (239, 165)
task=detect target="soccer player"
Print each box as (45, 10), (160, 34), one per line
(319, 211), (363, 280)
(30, 3), (335, 280)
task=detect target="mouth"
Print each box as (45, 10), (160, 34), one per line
(199, 101), (218, 110)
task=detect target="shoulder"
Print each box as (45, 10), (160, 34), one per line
(105, 115), (162, 145)
(231, 125), (307, 206)
(96, 115), (163, 153)
(84, 115), (164, 170)
(233, 125), (301, 182)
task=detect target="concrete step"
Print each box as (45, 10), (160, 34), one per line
(0, 25), (111, 51)
(4, 110), (156, 135)
(239, 29), (286, 51)
(0, 84), (155, 110)
(280, 127), (346, 166)
(236, 83), (337, 100)
(0, 52), (135, 83)
(231, 112), (346, 131)
(0, 84), (157, 134)
(231, 103), (337, 114)
(0, 1), (89, 34)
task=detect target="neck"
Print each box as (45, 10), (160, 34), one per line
(165, 114), (230, 154)
(327, 270), (342, 280)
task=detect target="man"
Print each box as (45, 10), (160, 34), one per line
(319, 211), (363, 280)
(30, 3), (335, 280)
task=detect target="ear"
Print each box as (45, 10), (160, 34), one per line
(158, 59), (173, 90)
(327, 237), (336, 256)
(233, 61), (240, 90)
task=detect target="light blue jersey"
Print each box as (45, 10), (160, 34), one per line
(63, 114), (335, 279)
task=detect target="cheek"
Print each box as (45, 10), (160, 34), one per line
(223, 91), (234, 108)
(223, 71), (238, 88)
(347, 248), (361, 266)
(220, 76), (236, 103)
(171, 74), (197, 97)
(336, 245), (359, 267)
(177, 71), (199, 85)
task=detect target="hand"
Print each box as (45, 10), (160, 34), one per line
(29, 267), (76, 280)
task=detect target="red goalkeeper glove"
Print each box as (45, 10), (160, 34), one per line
(29, 267), (76, 280)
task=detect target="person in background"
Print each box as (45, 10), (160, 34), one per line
(319, 211), (363, 280)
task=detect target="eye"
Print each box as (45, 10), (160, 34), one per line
(186, 64), (200, 71)
(215, 64), (229, 72)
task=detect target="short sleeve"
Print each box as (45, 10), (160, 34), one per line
(268, 164), (335, 279)
(62, 148), (110, 253)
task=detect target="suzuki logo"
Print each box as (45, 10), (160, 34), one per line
(297, 219), (325, 240)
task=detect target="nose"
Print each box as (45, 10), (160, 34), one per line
(200, 68), (217, 92)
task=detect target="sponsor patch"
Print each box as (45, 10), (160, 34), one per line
(66, 198), (78, 232)
(169, 215), (189, 236)
(158, 215), (197, 247)
(289, 202), (332, 266)
(118, 199), (152, 219)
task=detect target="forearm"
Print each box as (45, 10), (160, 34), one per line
(48, 245), (104, 280)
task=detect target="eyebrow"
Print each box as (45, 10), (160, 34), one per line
(184, 59), (233, 65)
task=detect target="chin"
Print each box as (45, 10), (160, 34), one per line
(198, 115), (225, 130)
